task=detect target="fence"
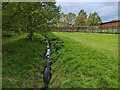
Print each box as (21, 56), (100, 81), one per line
(54, 26), (120, 34)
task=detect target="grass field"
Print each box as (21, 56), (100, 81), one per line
(2, 32), (118, 88)
(2, 38), (46, 88)
(49, 32), (118, 88)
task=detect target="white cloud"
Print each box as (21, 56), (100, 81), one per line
(57, 2), (118, 22)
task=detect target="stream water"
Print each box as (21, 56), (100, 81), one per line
(43, 41), (51, 88)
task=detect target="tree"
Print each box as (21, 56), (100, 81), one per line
(2, 2), (24, 37)
(59, 12), (76, 26)
(74, 10), (87, 26)
(87, 12), (102, 26)
(2, 2), (61, 39)
(58, 12), (67, 26)
(65, 12), (76, 24)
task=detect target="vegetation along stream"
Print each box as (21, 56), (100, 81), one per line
(43, 41), (51, 88)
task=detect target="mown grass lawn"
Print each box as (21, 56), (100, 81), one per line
(49, 32), (118, 88)
(2, 38), (46, 88)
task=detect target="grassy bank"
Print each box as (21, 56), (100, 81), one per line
(49, 32), (118, 88)
(2, 32), (28, 45)
(2, 38), (46, 88)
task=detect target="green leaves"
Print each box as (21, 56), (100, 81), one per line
(3, 2), (61, 38)
(87, 12), (102, 26)
(33, 33), (46, 43)
(58, 9), (102, 27)
(59, 12), (76, 26)
(75, 10), (87, 26)
(46, 33), (64, 64)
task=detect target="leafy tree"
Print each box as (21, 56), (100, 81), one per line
(59, 12), (68, 26)
(59, 12), (76, 26)
(2, 2), (61, 39)
(65, 12), (76, 24)
(87, 12), (102, 26)
(2, 2), (23, 37)
(74, 10), (87, 26)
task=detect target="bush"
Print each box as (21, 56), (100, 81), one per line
(46, 33), (64, 64)
(77, 26), (80, 30)
(2, 22), (23, 37)
(46, 33), (59, 42)
(2, 30), (16, 37)
(33, 33), (46, 43)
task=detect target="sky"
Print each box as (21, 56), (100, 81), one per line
(56, 2), (118, 23)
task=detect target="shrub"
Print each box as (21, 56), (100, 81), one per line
(33, 33), (46, 43)
(2, 30), (16, 37)
(46, 33), (64, 64)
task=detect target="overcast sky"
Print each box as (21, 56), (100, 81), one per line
(56, 2), (118, 22)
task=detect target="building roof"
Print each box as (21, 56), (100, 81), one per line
(100, 20), (120, 25)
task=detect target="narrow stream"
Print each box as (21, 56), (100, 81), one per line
(43, 41), (51, 88)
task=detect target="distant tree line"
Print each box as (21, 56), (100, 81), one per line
(58, 10), (102, 27)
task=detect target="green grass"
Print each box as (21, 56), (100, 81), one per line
(58, 29), (119, 34)
(2, 38), (46, 88)
(49, 32), (118, 88)
(2, 32), (28, 45)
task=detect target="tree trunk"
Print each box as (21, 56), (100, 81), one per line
(28, 32), (34, 40)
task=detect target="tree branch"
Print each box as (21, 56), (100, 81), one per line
(2, 0), (10, 9)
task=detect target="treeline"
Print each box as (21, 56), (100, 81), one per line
(2, 2), (103, 38)
(2, 2), (60, 38)
(58, 10), (102, 27)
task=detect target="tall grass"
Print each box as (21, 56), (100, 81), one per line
(2, 38), (46, 88)
(49, 32), (118, 88)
